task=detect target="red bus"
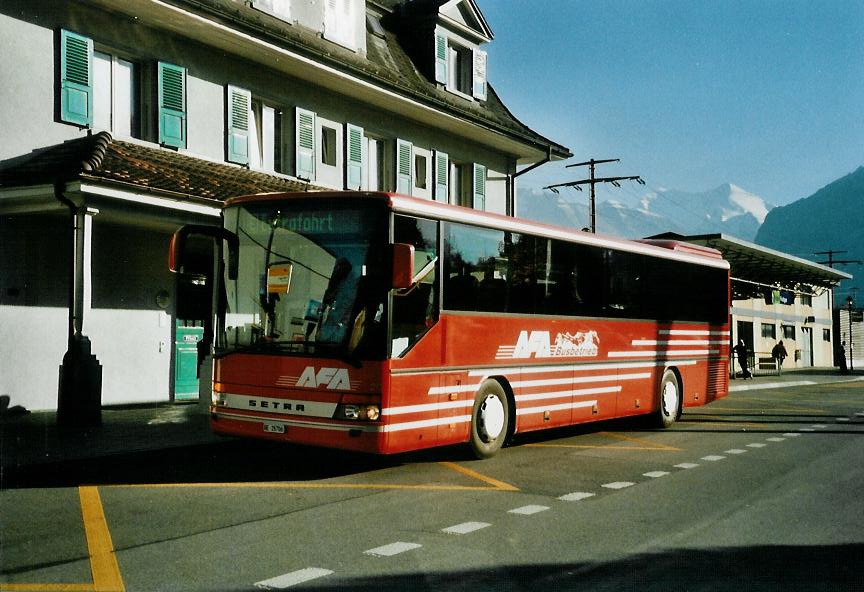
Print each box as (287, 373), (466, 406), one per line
(170, 191), (730, 458)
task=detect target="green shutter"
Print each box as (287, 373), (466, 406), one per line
(295, 108), (316, 180)
(158, 62), (187, 148)
(60, 30), (93, 127)
(226, 86), (250, 165)
(396, 139), (413, 195)
(434, 32), (448, 84)
(473, 163), (486, 210)
(434, 151), (449, 202)
(345, 123), (364, 190)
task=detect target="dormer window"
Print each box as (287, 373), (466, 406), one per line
(435, 30), (487, 101)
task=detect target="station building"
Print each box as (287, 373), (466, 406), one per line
(0, 0), (570, 413)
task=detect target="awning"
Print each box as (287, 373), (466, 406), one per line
(648, 233), (852, 299)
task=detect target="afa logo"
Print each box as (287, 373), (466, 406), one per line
(296, 366), (352, 390)
(497, 330), (600, 360)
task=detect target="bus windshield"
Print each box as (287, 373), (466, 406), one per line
(218, 200), (388, 359)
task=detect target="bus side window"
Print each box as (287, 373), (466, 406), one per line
(392, 215), (439, 356)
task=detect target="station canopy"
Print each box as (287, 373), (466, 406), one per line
(648, 233), (852, 300)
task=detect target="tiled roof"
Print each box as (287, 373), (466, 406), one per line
(0, 132), (320, 202)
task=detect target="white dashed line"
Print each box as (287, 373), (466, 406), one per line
(509, 505), (550, 515)
(812, 424), (828, 429)
(364, 542), (422, 557)
(442, 522), (491, 535)
(602, 482), (635, 490)
(255, 568), (334, 589)
(766, 437), (786, 442)
(701, 455), (725, 461)
(747, 443), (767, 448)
(799, 428), (816, 432)
(783, 433), (802, 437)
(644, 471), (670, 479)
(725, 449), (747, 454)
(837, 417), (850, 423)
(675, 463), (700, 469)
(559, 492), (596, 502)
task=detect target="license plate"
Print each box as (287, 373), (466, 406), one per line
(263, 422), (285, 434)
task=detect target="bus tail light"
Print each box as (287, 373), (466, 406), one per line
(336, 404), (381, 421)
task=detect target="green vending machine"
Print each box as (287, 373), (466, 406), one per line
(175, 321), (204, 401)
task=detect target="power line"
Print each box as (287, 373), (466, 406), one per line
(544, 158), (644, 233)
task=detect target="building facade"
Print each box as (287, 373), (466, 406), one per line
(0, 0), (570, 412)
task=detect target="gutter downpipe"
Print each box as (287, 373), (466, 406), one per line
(509, 146), (553, 217)
(54, 182), (103, 426)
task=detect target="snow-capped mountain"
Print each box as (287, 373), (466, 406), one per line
(519, 183), (774, 241)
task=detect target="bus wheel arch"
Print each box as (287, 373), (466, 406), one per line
(655, 367), (682, 428)
(469, 377), (513, 459)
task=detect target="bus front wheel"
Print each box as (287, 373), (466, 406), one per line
(469, 380), (510, 459)
(655, 369), (681, 428)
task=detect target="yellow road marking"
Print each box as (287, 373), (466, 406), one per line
(2, 488), (124, 592)
(78, 487), (125, 592)
(527, 431), (680, 452)
(437, 462), (519, 491)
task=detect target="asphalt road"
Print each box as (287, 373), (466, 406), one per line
(3, 380), (864, 591)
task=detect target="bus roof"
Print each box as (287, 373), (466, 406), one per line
(225, 191), (729, 270)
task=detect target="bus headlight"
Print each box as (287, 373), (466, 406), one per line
(212, 392), (227, 406)
(336, 404), (381, 421)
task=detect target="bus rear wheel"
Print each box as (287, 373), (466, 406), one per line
(469, 380), (510, 459)
(655, 369), (680, 428)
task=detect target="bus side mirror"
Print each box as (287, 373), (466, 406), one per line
(169, 225), (239, 280)
(391, 243), (415, 290)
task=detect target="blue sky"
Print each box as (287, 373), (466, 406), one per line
(481, 0), (864, 206)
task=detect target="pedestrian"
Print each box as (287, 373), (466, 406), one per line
(838, 341), (848, 374)
(771, 340), (788, 374)
(733, 339), (751, 379)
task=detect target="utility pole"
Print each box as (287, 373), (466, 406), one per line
(815, 249), (863, 268)
(544, 158), (644, 233)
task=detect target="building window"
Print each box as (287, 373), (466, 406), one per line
(415, 154), (428, 190)
(782, 325), (796, 340)
(447, 41), (473, 96)
(321, 125), (337, 167)
(93, 51), (140, 138)
(800, 294), (813, 307)
(434, 30), (487, 100)
(250, 100), (282, 172)
(823, 329), (831, 342)
(366, 136), (386, 191)
(761, 323), (776, 340)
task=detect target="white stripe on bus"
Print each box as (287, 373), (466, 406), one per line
(467, 359), (697, 378)
(516, 400), (597, 416)
(382, 400), (474, 416)
(631, 340), (727, 346)
(659, 330), (730, 336)
(608, 350), (717, 357)
(516, 386), (621, 403)
(382, 415), (472, 432)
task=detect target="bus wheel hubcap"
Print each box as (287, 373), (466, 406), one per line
(479, 395), (505, 441)
(662, 381), (678, 416)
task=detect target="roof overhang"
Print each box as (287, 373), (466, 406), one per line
(649, 233), (852, 298)
(82, 0), (560, 164)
